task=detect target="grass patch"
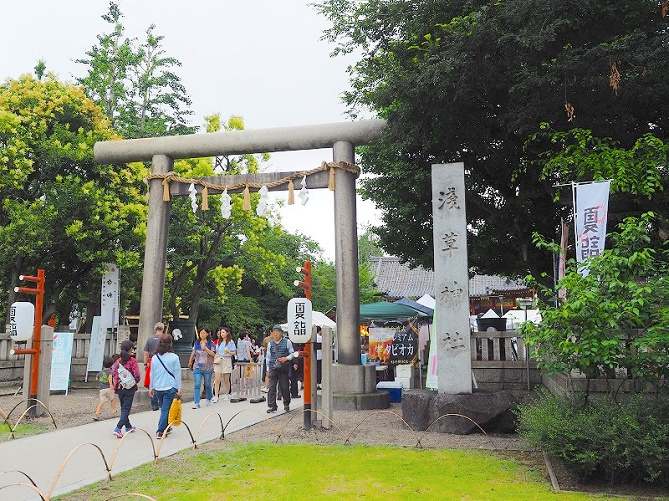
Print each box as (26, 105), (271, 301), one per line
(0, 422), (50, 442)
(61, 443), (612, 500)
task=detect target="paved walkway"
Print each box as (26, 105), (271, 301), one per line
(0, 393), (302, 500)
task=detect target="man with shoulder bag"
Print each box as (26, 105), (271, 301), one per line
(266, 325), (297, 413)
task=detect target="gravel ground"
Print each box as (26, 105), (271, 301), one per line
(0, 382), (530, 452)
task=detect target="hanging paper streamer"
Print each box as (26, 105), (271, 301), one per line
(221, 188), (232, 219)
(188, 183), (198, 214)
(256, 185), (269, 217)
(298, 176), (309, 206)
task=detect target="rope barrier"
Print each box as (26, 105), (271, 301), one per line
(145, 161), (360, 203)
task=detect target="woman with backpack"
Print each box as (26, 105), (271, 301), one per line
(111, 340), (140, 438)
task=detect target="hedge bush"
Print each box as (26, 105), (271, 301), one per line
(516, 390), (669, 485)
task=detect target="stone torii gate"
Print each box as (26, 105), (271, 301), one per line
(94, 119), (388, 408)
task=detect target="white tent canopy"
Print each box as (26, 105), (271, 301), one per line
(281, 310), (336, 331)
(416, 294), (435, 309)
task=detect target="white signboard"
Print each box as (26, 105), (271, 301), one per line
(86, 316), (106, 373)
(87, 263), (119, 373)
(100, 263), (120, 329)
(287, 298), (312, 343)
(50, 332), (74, 393)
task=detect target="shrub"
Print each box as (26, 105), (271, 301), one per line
(516, 390), (669, 485)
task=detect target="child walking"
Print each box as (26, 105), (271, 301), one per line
(112, 340), (140, 438)
(93, 356), (117, 421)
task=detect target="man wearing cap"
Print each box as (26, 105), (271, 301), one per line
(266, 325), (296, 413)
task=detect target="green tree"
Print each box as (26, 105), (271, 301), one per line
(358, 225), (384, 263)
(531, 126), (669, 243)
(0, 75), (145, 323)
(316, 0), (669, 282)
(523, 212), (669, 398)
(76, 1), (195, 138)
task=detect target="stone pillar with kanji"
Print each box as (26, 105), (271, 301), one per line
(432, 163), (472, 394)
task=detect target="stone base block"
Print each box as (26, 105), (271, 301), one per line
(402, 389), (518, 434)
(331, 364), (376, 394)
(330, 391), (390, 410)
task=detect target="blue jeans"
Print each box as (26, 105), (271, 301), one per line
(193, 368), (212, 405)
(115, 387), (136, 430)
(150, 391), (162, 411)
(155, 387), (177, 435)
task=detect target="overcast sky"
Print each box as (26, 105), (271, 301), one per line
(0, 0), (380, 260)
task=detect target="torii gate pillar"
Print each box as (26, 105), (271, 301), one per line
(139, 154), (173, 342)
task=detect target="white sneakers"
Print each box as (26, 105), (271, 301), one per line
(211, 396), (218, 403)
(223, 395), (230, 401)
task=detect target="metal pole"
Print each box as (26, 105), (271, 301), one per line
(525, 307), (530, 391)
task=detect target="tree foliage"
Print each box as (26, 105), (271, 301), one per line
(522, 213), (669, 397)
(76, 1), (195, 138)
(316, 0), (669, 282)
(0, 75), (145, 323)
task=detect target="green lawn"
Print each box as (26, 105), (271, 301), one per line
(0, 422), (50, 442)
(61, 442), (617, 500)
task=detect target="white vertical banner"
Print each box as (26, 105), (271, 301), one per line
(50, 332), (74, 393)
(573, 181), (611, 276)
(86, 263), (119, 374)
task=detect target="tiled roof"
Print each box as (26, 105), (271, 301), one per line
(467, 274), (528, 296)
(370, 256), (434, 298)
(369, 256), (528, 298)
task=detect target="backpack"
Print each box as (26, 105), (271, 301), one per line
(117, 362), (136, 389)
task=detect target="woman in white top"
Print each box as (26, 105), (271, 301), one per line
(213, 327), (236, 402)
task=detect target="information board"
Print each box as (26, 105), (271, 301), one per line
(50, 332), (74, 393)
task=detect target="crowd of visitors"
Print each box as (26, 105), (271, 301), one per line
(96, 321), (310, 439)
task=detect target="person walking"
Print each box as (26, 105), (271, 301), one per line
(236, 330), (252, 362)
(111, 340), (140, 438)
(213, 327), (236, 402)
(93, 356), (117, 421)
(266, 325), (296, 413)
(188, 329), (215, 409)
(143, 322), (164, 411)
(260, 329), (272, 393)
(149, 333), (182, 439)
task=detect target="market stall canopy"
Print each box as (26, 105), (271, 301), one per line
(395, 297), (433, 316)
(312, 311), (337, 329)
(360, 301), (430, 320)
